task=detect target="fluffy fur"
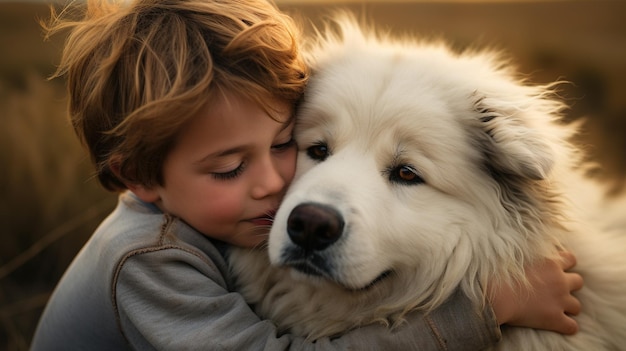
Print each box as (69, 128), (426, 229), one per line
(228, 15), (626, 350)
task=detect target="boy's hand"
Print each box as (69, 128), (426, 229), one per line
(489, 251), (584, 335)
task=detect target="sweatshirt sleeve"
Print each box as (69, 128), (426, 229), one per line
(114, 247), (500, 350)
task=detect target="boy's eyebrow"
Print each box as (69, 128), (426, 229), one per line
(194, 117), (295, 164)
(194, 145), (251, 165)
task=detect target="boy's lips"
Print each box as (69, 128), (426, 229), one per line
(249, 209), (277, 226)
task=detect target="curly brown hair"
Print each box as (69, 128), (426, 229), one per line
(44, 0), (308, 191)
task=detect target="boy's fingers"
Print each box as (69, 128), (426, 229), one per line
(568, 272), (584, 292)
(559, 250), (577, 270)
(539, 313), (579, 335)
(565, 295), (582, 316)
(557, 316), (579, 335)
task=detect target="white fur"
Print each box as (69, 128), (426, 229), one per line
(229, 16), (626, 349)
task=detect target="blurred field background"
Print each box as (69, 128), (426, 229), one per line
(1, 0), (625, 349)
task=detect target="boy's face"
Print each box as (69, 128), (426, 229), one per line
(137, 92), (297, 248)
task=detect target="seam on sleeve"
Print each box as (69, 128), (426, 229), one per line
(110, 215), (218, 345)
(425, 315), (448, 351)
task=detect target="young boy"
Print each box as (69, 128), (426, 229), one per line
(33, 0), (583, 349)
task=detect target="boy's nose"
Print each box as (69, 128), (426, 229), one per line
(251, 158), (287, 199)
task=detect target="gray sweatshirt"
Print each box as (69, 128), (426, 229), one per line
(31, 192), (500, 350)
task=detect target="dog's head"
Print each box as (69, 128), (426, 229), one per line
(268, 16), (573, 302)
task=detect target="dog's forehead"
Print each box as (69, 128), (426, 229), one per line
(297, 49), (472, 154)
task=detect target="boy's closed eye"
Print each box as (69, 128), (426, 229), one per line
(211, 162), (246, 181)
(209, 138), (295, 181)
(272, 137), (296, 152)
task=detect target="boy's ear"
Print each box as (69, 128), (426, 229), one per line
(125, 183), (161, 203)
(108, 155), (161, 203)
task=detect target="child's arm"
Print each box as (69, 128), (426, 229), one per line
(489, 250), (584, 334)
(114, 248), (498, 350)
(115, 248), (580, 350)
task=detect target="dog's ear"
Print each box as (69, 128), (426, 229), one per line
(472, 94), (556, 180)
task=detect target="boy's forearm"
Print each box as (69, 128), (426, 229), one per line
(117, 249), (499, 350)
(318, 288), (501, 351)
(421, 289), (501, 350)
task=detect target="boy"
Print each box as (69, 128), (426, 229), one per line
(33, 0), (583, 349)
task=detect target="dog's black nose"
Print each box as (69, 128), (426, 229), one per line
(287, 203), (344, 251)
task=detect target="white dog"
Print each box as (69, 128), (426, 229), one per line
(229, 15), (626, 350)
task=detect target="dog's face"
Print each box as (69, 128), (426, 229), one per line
(268, 19), (564, 292)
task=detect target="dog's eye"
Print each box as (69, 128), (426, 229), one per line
(389, 165), (424, 185)
(306, 143), (329, 161)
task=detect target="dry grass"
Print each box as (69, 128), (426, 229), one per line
(0, 3), (104, 347)
(1, 1), (624, 350)
(0, 73), (116, 350)
(0, 6), (117, 347)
